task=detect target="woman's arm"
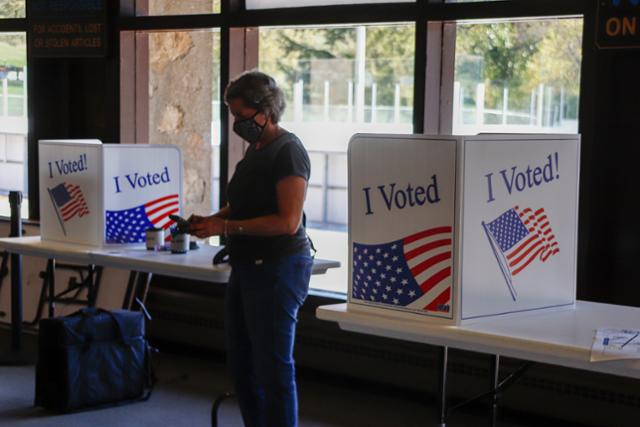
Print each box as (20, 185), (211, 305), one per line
(188, 205), (230, 225)
(188, 176), (307, 238)
(211, 205), (230, 219)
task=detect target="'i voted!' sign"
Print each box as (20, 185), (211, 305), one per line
(39, 140), (103, 246)
(460, 135), (580, 322)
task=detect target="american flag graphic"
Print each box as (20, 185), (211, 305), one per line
(482, 206), (559, 300)
(106, 194), (179, 244)
(49, 183), (90, 222)
(352, 226), (453, 313)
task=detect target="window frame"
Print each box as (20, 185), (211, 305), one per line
(117, 0), (589, 211)
(0, 4), (591, 230)
(0, 0), (592, 294)
(116, 0), (591, 294)
(0, 1), (591, 222)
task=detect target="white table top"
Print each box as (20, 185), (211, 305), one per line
(0, 235), (95, 264)
(93, 244), (231, 282)
(0, 236), (340, 282)
(316, 301), (640, 379)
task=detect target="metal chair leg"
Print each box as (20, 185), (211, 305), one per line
(47, 259), (55, 318)
(438, 346), (449, 427)
(489, 355), (500, 427)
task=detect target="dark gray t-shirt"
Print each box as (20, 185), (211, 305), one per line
(226, 132), (311, 261)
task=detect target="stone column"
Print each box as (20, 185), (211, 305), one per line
(148, 0), (214, 216)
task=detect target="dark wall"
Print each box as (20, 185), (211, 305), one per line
(576, 4), (640, 306)
(580, 49), (640, 305)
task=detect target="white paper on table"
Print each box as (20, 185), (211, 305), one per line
(591, 328), (640, 362)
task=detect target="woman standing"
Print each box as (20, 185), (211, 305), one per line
(188, 71), (313, 427)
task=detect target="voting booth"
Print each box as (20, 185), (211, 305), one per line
(39, 140), (183, 247)
(349, 134), (580, 324)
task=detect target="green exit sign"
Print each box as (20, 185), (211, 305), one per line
(597, 0), (640, 49)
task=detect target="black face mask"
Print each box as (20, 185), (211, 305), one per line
(233, 111), (265, 144)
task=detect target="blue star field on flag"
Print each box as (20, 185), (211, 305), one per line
(106, 206), (156, 243)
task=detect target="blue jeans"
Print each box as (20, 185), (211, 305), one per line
(225, 253), (313, 427)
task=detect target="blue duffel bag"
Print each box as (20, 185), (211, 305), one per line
(35, 308), (155, 412)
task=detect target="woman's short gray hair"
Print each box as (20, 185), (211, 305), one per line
(224, 71), (286, 123)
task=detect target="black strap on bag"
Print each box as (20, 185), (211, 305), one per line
(133, 299), (158, 402)
(141, 342), (158, 402)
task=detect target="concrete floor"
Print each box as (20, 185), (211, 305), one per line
(0, 349), (562, 427)
(0, 322), (585, 427)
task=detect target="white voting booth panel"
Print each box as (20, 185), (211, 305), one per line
(349, 135), (457, 320)
(39, 140), (182, 247)
(102, 144), (182, 245)
(459, 135), (579, 321)
(349, 134), (580, 324)
(39, 140), (103, 246)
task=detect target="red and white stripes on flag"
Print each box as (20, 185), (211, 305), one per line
(59, 183), (90, 221)
(508, 206), (559, 276)
(145, 194), (180, 230)
(403, 226), (453, 312)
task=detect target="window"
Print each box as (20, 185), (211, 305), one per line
(0, 0), (25, 19)
(118, 4), (586, 295)
(247, 0), (413, 9)
(259, 24), (415, 293)
(136, 0), (221, 16)
(0, 32), (27, 218)
(452, 17), (583, 135)
(122, 29), (221, 220)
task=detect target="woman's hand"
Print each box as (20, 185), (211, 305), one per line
(187, 214), (206, 225)
(188, 216), (225, 238)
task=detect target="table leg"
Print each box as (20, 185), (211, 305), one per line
(437, 346), (449, 427)
(0, 190), (31, 365)
(489, 355), (500, 427)
(46, 259), (55, 319)
(10, 249), (23, 351)
(133, 273), (153, 310)
(86, 264), (96, 307)
(0, 249), (26, 364)
(122, 271), (138, 310)
(123, 271), (153, 312)
(446, 354), (530, 426)
(92, 266), (103, 307)
(0, 251), (8, 318)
